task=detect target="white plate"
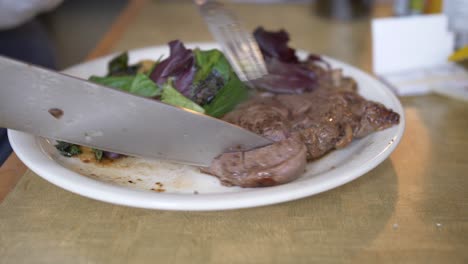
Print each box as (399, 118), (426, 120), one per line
(8, 43), (405, 211)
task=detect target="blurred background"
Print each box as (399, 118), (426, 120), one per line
(1, 0), (456, 70)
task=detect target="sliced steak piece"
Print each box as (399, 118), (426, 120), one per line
(201, 136), (307, 187)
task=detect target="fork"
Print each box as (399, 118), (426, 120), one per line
(194, 0), (268, 83)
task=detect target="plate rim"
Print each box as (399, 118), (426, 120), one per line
(8, 43), (406, 211)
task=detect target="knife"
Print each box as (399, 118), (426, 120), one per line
(0, 55), (272, 166)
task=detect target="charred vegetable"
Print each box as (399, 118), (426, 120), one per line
(55, 141), (82, 157)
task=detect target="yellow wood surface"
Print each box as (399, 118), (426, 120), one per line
(1, 2), (467, 263)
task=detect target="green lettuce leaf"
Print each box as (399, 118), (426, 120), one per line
(89, 75), (133, 90)
(161, 82), (205, 113)
(203, 72), (248, 117)
(193, 49), (230, 83)
(89, 73), (161, 97)
(107, 52), (141, 76)
(192, 49), (248, 117)
(129, 74), (161, 97)
(55, 141), (82, 157)
(92, 149), (104, 161)
(108, 52), (128, 75)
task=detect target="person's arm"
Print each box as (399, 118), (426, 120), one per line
(0, 0), (63, 30)
(0, 129), (12, 165)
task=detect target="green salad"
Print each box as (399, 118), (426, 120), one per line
(56, 41), (249, 160)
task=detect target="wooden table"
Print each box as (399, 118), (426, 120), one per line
(1, 1), (467, 263)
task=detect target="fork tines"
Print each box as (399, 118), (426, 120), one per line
(197, 1), (268, 82)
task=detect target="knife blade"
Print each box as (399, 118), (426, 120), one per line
(0, 55), (272, 166)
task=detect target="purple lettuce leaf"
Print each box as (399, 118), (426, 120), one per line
(103, 151), (123, 160)
(252, 58), (317, 94)
(253, 27), (299, 63)
(149, 40), (196, 97)
(253, 27), (322, 93)
(305, 54), (331, 70)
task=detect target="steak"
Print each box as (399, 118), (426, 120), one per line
(201, 136), (307, 187)
(201, 69), (400, 187)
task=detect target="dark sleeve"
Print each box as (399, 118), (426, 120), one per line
(0, 19), (56, 165)
(0, 128), (12, 165)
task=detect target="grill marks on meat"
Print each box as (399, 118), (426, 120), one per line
(223, 97), (290, 142)
(202, 71), (400, 188)
(285, 89), (399, 160)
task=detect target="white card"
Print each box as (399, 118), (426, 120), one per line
(372, 14), (454, 75)
(370, 14), (466, 97)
